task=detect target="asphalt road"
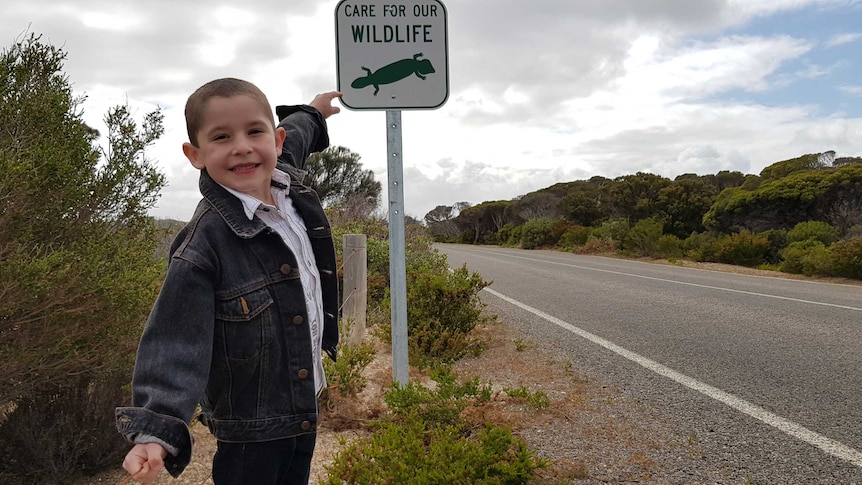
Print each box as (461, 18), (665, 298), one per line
(437, 243), (862, 484)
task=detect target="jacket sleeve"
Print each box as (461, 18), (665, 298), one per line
(116, 254), (216, 478)
(275, 104), (330, 175)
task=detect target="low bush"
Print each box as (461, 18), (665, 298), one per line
(325, 371), (545, 484)
(496, 223), (521, 247)
(400, 264), (490, 367)
(787, 220), (839, 245)
(715, 230), (770, 267)
(520, 218), (560, 249)
(779, 240), (832, 275)
(324, 420), (544, 484)
(322, 319), (375, 400)
(556, 225), (591, 250)
(0, 373), (130, 484)
(655, 234), (684, 259)
(829, 237), (862, 279)
(579, 236), (617, 254)
(503, 386), (551, 410)
(621, 218), (663, 256)
(592, 218), (630, 244)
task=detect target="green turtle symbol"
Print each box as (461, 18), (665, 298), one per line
(351, 53), (435, 96)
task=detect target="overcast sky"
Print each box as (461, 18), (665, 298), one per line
(4, 0), (862, 221)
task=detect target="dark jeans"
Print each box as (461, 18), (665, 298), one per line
(212, 433), (317, 485)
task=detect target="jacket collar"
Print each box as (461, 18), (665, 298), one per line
(198, 169), (269, 239)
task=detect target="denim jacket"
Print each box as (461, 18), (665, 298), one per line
(116, 105), (339, 477)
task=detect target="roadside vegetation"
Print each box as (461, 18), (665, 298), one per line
(324, 217), (548, 484)
(425, 154), (862, 280)
(0, 34), (167, 484)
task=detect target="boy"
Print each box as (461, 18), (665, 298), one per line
(116, 78), (343, 484)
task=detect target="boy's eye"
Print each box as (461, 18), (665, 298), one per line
(213, 134), (228, 141)
(249, 129), (264, 135)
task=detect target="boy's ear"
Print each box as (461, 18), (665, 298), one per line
(183, 142), (206, 170)
(274, 127), (286, 155)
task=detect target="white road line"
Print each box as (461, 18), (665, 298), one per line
(488, 251), (862, 312)
(484, 286), (862, 469)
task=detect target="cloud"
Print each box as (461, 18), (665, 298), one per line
(839, 85), (862, 96)
(826, 32), (862, 47)
(4, 0), (862, 223)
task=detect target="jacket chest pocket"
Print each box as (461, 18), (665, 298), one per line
(214, 287), (274, 360)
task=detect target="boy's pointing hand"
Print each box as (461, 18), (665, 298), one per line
(310, 91), (343, 119)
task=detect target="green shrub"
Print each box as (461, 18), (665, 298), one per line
(0, 35), (168, 482)
(556, 225), (591, 250)
(497, 223), (523, 247)
(332, 369), (538, 483)
(383, 368), (489, 426)
(0, 373), (130, 484)
(683, 232), (721, 262)
(579, 236), (617, 254)
(503, 386), (551, 410)
(829, 237), (862, 279)
(787, 221), (839, 245)
(621, 218), (663, 256)
(520, 218), (559, 249)
(324, 420), (545, 484)
(655, 234), (684, 259)
(761, 229), (788, 264)
(715, 230), (770, 267)
(322, 319), (375, 399)
(779, 240), (832, 275)
(592, 218), (630, 244)
(382, 263), (489, 367)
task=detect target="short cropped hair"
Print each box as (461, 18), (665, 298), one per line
(184, 78), (274, 146)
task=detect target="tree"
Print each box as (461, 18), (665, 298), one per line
(703, 164), (862, 233)
(602, 172), (671, 223)
(509, 191), (562, 221)
(424, 204), (461, 240)
(0, 33), (167, 481)
(557, 178), (607, 226)
(655, 178), (718, 238)
(304, 145), (381, 215)
(759, 153), (828, 181)
(452, 200), (512, 244)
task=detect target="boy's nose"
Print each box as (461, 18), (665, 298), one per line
(232, 136), (254, 154)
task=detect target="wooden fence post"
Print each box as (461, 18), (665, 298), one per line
(342, 234), (367, 346)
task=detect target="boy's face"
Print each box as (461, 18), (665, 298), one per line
(183, 94), (286, 203)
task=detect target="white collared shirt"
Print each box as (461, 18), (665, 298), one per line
(221, 169), (326, 394)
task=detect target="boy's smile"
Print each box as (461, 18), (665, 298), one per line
(182, 94), (286, 203)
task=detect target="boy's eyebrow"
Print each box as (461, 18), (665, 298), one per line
(202, 119), (270, 137)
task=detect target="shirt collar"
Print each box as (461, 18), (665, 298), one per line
(220, 169), (292, 221)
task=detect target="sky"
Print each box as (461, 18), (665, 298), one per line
(3, 0), (862, 222)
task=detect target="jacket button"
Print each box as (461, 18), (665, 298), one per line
(301, 421), (312, 431)
(280, 264), (292, 275)
(293, 315), (304, 325)
(297, 368), (309, 379)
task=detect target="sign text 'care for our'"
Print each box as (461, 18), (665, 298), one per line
(343, 3), (440, 43)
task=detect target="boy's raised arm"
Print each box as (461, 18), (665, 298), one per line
(275, 91), (342, 172)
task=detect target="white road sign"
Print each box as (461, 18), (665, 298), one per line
(335, 0), (449, 110)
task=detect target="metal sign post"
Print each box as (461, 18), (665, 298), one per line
(385, 111), (409, 384)
(335, 0), (448, 385)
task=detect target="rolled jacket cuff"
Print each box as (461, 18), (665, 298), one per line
(116, 407), (194, 478)
(275, 104), (330, 152)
